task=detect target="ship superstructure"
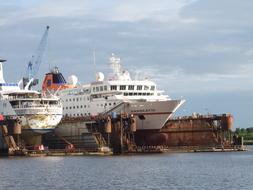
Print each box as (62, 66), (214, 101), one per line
(42, 54), (185, 130)
(0, 59), (62, 133)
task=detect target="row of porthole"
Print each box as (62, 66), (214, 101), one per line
(63, 105), (89, 110)
(63, 97), (90, 102)
(63, 102), (117, 110)
(96, 102), (117, 107)
(65, 113), (90, 117)
(123, 92), (154, 96)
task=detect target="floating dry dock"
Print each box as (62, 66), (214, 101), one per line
(0, 113), (246, 156)
(41, 113), (245, 155)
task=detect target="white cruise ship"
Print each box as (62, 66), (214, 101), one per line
(42, 54), (185, 130)
(0, 59), (62, 133)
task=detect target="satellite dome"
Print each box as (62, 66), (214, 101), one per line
(68, 75), (78, 86)
(96, 72), (104, 81)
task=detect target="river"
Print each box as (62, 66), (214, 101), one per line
(0, 146), (252, 190)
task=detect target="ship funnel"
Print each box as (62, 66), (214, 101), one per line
(0, 59), (6, 83)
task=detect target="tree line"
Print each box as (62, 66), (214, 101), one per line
(235, 128), (253, 143)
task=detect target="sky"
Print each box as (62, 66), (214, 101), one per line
(0, 0), (253, 128)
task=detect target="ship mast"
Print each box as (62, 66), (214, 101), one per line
(109, 54), (131, 81)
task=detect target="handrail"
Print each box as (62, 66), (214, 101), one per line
(12, 104), (62, 109)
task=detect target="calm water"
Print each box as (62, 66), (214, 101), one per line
(0, 147), (253, 190)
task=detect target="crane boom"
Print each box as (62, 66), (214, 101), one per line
(24, 26), (50, 89)
(28, 26), (49, 80)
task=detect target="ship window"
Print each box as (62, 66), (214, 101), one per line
(77, 106), (79, 108)
(134, 93), (137, 95)
(81, 113), (83, 116)
(47, 80), (51, 86)
(73, 98), (75, 101)
(73, 106), (75, 109)
(143, 93), (147, 96)
(113, 102), (116, 105)
(65, 114), (68, 117)
(87, 97), (89, 101)
(109, 103), (111, 106)
(104, 86), (107, 91)
(84, 105), (86, 108)
(129, 93), (133, 96)
(80, 97), (82, 101)
(138, 93), (141, 95)
(120, 85), (126, 90)
(128, 85), (134, 90)
(66, 107), (68, 109)
(111, 85), (117, 90)
(96, 87), (99, 92)
(77, 114), (79, 116)
(65, 99), (68, 102)
(150, 86), (155, 90)
(93, 87), (96, 92)
(69, 107), (72, 109)
(100, 86), (103, 91)
(105, 103), (107, 106)
(69, 99), (71, 101)
(81, 105), (83, 108)
(147, 93), (150, 96)
(144, 85), (149, 90)
(137, 85), (142, 90)
(124, 93), (128, 96)
(73, 114), (75, 116)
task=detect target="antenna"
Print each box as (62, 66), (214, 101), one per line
(93, 48), (96, 69)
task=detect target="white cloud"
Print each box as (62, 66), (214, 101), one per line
(98, 0), (198, 23)
(137, 65), (253, 95)
(0, 0), (198, 26)
(202, 43), (241, 54)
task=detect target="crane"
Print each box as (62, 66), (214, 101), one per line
(23, 26), (50, 89)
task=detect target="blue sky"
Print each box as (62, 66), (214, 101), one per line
(0, 0), (253, 128)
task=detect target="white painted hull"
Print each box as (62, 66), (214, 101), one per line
(111, 100), (184, 130)
(15, 107), (62, 134)
(19, 114), (62, 133)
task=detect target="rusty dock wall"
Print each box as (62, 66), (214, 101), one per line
(42, 113), (243, 155)
(134, 114), (234, 148)
(0, 117), (23, 156)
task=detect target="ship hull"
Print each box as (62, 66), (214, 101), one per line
(15, 107), (62, 134)
(108, 99), (184, 130)
(55, 99), (184, 137)
(130, 100), (183, 130)
(20, 114), (62, 134)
